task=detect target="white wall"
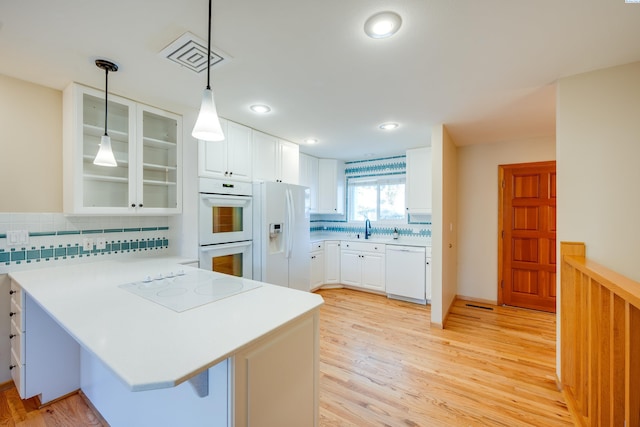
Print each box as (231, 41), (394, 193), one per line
(556, 61), (640, 374)
(0, 74), (62, 212)
(457, 137), (556, 303)
(557, 61), (640, 281)
(431, 124), (458, 327)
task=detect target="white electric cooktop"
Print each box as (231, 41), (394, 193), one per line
(119, 269), (261, 312)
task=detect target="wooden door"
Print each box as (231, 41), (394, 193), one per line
(499, 161), (556, 312)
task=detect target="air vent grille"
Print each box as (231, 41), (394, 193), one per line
(159, 32), (231, 73)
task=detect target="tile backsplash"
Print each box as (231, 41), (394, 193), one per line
(0, 213), (171, 272)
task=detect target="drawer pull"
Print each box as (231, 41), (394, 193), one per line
(9, 365), (16, 370)
(10, 334), (16, 339)
(9, 312), (16, 317)
(9, 290), (16, 295)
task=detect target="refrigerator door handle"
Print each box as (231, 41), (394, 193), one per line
(286, 188), (294, 259)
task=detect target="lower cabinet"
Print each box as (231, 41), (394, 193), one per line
(233, 310), (319, 427)
(324, 240), (341, 285)
(9, 280), (80, 404)
(339, 241), (385, 292)
(310, 242), (325, 290)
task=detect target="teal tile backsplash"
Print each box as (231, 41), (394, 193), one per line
(0, 213), (170, 269)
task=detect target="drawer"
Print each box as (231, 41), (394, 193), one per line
(341, 241), (384, 253)
(9, 298), (23, 332)
(310, 241), (324, 252)
(9, 280), (23, 308)
(10, 348), (23, 395)
(10, 320), (24, 363)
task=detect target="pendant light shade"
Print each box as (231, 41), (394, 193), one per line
(192, 87), (224, 141)
(93, 59), (118, 167)
(192, 0), (225, 141)
(94, 134), (118, 167)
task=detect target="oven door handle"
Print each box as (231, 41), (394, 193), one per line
(200, 194), (252, 207)
(200, 241), (252, 252)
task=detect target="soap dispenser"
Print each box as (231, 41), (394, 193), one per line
(393, 228), (399, 240)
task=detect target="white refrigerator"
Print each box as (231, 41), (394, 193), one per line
(253, 181), (311, 291)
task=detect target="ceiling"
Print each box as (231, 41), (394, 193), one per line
(1, 0), (640, 161)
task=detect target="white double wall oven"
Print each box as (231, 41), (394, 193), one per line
(199, 178), (253, 279)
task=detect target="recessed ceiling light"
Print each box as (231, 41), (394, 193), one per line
(305, 138), (318, 145)
(379, 122), (399, 130)
(364, 11), (402, 39)
(250, 104), (271, 113)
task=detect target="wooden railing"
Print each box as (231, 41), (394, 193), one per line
(560, 242), (640, 427)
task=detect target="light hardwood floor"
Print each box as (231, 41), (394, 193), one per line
(317, 288), (574, 426)
(1, 288), (574, 426)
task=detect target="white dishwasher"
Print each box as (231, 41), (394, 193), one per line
(385, 245), (427, 304)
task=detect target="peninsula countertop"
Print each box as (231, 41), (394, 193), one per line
(9, 257), (324, 392)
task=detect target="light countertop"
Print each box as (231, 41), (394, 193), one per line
(9, 257), (323, 392)
(310, 233), (431, 247)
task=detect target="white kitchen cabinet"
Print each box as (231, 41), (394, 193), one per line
(299, 153), (319, 212)
(340, 241), (385, 292)
(63, 83), (182, 215)
(406, 147), (432, 216)
(234, 310), (319, 427)
(317, 159), (345, 214)
(252, 130), (299, 184)
(9, 280), (80, 404)
(310, 241), (324, 290)
(279, 139), (300, 184)
(324, 240), (341, 285)
(199, 119), (252, 181)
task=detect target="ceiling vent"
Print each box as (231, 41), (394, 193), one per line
(159, 32), (232, 73)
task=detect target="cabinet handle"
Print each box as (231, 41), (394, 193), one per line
(10, 334), (16, 339)
(9, 290), (16, 295)
(131, 203), (136, 208)
(9, 365), (16, 370)
(229, 171), (233, 176)
(9, 312), (16, 317)
(139, 203), (143, 208)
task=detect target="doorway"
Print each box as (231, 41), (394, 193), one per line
(498, 161), (556, 313)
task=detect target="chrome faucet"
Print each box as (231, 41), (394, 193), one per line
(365, 218), (371, 239)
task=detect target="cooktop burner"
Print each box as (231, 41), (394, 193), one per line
(119, 269), (261, 312)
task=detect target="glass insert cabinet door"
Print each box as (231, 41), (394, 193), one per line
(81, 91), (135, 210)
(63, 83), (182, 214)
(138, 106), (181, 210)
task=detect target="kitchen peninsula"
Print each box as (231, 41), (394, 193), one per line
(8, 257), (323, 427)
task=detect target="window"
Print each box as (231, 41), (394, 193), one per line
(347, 175), (406, 221)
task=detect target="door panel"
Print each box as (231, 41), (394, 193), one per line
(501, 161), (557, 312)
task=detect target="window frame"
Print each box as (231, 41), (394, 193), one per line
(346, 173), (406, 222)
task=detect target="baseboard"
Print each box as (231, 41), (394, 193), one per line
(314, 284), (343, 291)
(78, 390), (110, 426)
(557, 378), (586, 427)
(456, 295), (498, 306)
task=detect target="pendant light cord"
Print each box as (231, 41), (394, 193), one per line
(104, 67), (109, 137)
(206, 0), (212, 90)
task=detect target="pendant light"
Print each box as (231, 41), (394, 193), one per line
(93, 59), (119, 167)
(192, 0), (225, 141)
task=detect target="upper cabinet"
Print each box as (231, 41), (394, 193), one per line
(63, 83), (182, 215)
(406, 147), (432, 216)
(252, 130), (299, 184)
(299, 153), (319, 213)
(317, 159), (345, 214)
(199, 119), (252, 181)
